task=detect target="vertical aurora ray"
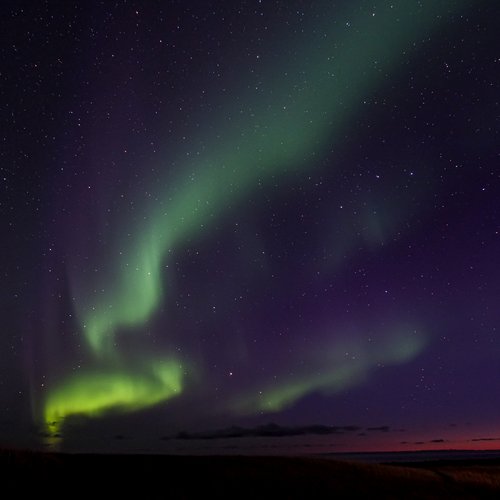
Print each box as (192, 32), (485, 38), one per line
(43, 1), (468, 434)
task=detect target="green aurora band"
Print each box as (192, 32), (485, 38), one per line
(232, 326), (426, 414)
(44, 1), (468, 434)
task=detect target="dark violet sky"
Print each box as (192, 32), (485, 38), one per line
(1, 0), (499, 453)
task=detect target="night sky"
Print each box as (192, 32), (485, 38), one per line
(2, 0), (499, 454)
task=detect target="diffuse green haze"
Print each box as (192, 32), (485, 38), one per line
(232, 325), (426, 414)
(44, 1), (467, 434)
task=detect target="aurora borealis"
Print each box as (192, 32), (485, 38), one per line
(2, 1), (500, 453)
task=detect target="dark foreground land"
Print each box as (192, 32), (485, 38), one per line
(2, 450), (500, 498)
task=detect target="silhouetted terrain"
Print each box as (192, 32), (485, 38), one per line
(2, 449), (500, 498)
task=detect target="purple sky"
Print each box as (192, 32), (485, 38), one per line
(1, 0), (499, 453)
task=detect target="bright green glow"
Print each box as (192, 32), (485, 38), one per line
(44, 1), (468, 433)
(232, 327), (426, 414)
(44, 360), (183, 434)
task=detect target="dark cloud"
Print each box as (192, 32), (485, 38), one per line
(402, 438), (448, 445)
(175, 423), (364, 440)
(366, 426), (390, 433)
(470, 437), (500, 442)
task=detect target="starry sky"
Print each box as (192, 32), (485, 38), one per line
(2, 0), (499, 454)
